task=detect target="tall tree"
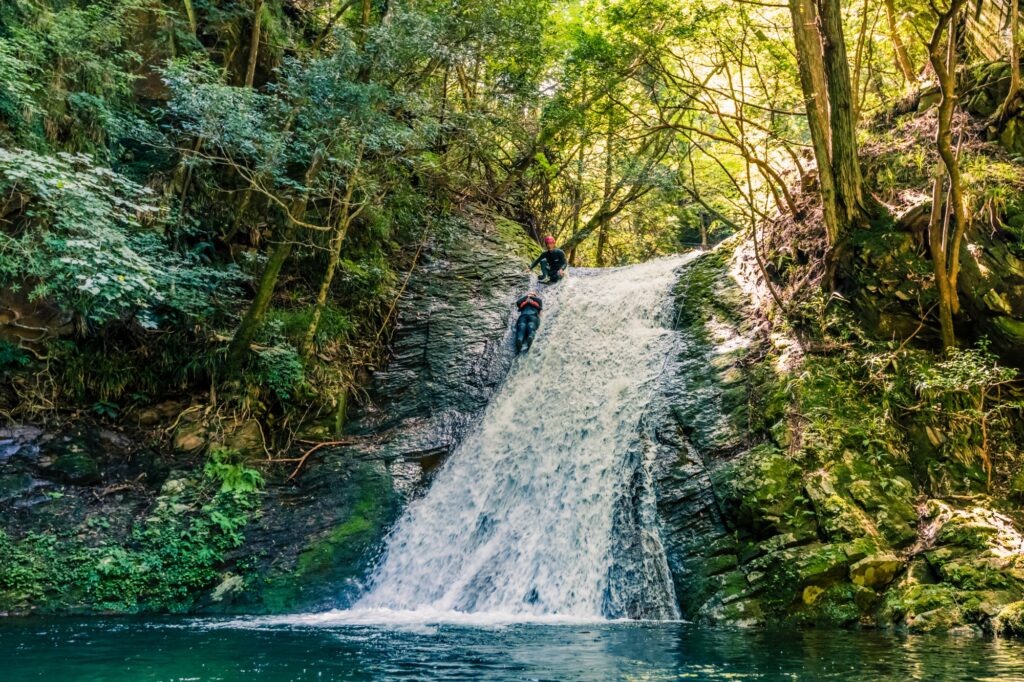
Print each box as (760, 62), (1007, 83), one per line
(788, 0), (874, 259)
(990, 0), (1021, 127)
(883, 0), (917, 85)
(926, 0), (969, 350)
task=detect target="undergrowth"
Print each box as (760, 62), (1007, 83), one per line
(0, 448), (263, 613)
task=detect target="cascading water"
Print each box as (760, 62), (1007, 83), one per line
(342, 255), (692, 622)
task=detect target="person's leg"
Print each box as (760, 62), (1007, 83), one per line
(515, 315), (527, 352)
(539, 259), (552, 280)
(523, 316), (539, 349)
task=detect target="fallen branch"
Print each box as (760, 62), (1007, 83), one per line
(256, 437), (362, 481)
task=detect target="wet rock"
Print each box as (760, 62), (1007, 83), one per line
(45, 451), (101, 485)
(221, 420), (264, 457)
(172, 421), (208, 452)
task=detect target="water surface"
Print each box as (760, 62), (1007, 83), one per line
(4, 618), (1024, 681)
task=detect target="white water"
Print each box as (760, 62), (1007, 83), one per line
(224, 256), (692, 630)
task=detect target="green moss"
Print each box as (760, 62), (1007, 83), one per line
(295, 506), (378, 577)
(996, 601), (1024, 636)
(256, 462), (398, 612)
(713, 444), (817, 538)
(493, 215), (542, 262)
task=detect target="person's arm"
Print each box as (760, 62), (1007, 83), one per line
(556, 250), (567, 275)
(515, 295), (526, 308)
(529, 253), (543, 269)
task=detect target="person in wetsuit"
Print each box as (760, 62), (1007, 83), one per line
(514, 291), (543, 353)
(530, 235), (568, 283)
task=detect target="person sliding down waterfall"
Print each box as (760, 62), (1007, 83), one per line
(514, 291), (542, 353)
(530, 235), (567, 284)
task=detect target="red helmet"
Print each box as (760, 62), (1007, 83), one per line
(543, 235), (555, 245)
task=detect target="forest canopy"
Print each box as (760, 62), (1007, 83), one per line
(1, 0), (1022, 425)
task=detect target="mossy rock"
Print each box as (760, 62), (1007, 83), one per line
(999, 116), (1024, 156)
(917, 86), (942, 111)
(702, 595), (766, 626)
(849, 554), (903, 589)
(804, 471), (873, 541)
(712, 445), (815, 537)
(45, 452), (100, 485)
(995, 601), (1024, 636)
(792, 544), (850, 585)
(748, 542), (850, 616)
(256, 462), (399, 612)
(937, 513), (1004, 550)
(966, 90), (996, 117)
(879, 583), (962, 631)
(814, 583), (863, 626)
(0, 472), (36, 501)
(930, 556), (1022, 592)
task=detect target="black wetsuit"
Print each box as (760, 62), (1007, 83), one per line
(514, 294), (543, 352)
(530, 248), (568, 282)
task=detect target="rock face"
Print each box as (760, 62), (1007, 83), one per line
(847, 202), (1024, 366)
(0, 212), (535, 614)
(244, 214), (535, 612)
(652, 242), (1024, 633)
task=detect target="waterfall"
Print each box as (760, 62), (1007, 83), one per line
(344, 256), (690, 622)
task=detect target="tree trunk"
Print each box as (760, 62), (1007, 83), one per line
(884, 0), (917, 85)
(992, 0), (1021, 126)
(851, 0), (872, 123)
(817, 0), (868, 228)
(1011, 0), (1021, 106)
(595, 114), (614, 267)
(302, 161), (363, 358)
(226, 154), (324, 373)
(926, 0), (968, 350)
(928, 174), (957, 349)
(302, 211), (352, 358)
(569, 143), (583, 267)
(930, 0), (967, 309)
(182, 0), (197, 37)
(788, 0), (840, 246)
(244, 0), (264, 89)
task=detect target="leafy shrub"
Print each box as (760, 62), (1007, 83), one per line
(0, 148), (241, 327)
(268, 305), (356, 347)
(911, 341), (1022, 482)
(251, 342), (306, 402)
(0, 340), (30, 372)
(204, 447), (265, 495)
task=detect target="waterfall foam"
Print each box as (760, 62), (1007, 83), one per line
(325, 255), (692, 623)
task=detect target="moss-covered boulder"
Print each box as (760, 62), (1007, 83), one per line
(850, 554), (903, 589)
(713, 445), (816, 539)
(996, 601), (1024, 636)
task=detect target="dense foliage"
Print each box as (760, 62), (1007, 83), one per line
(1, 0), (1024, 623)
